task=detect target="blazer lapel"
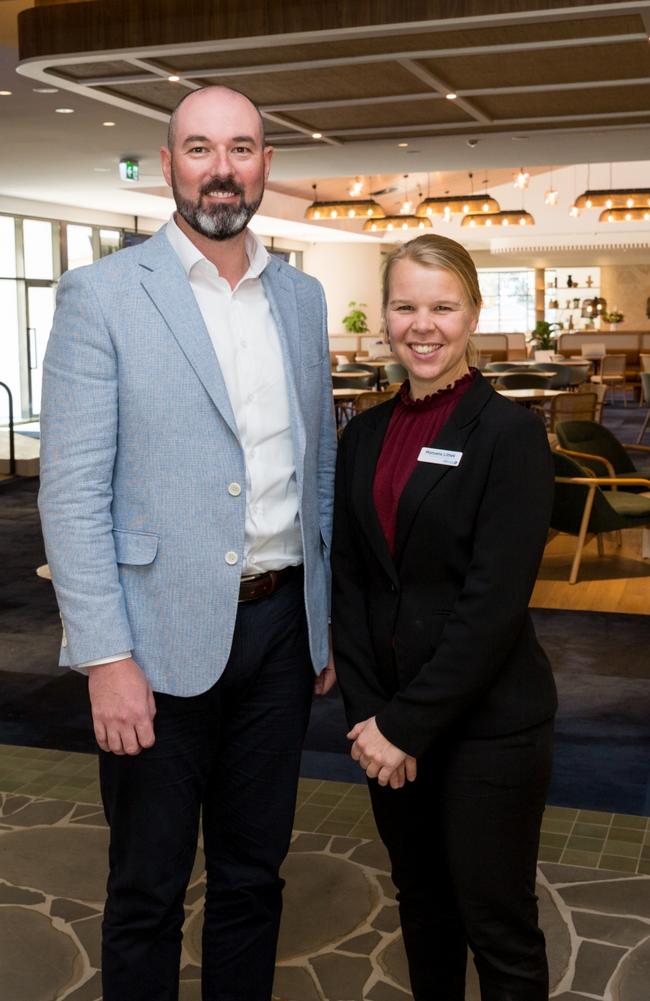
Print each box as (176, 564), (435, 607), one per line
(393, 374), (494, 562)
(138, 230), (239, 440)
(261, 259), (307, 498)
(351, 397), (400, 588)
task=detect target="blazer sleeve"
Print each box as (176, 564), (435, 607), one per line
(332, 424), (391, 725)
(38, 266), (134, 666)
(315, 284), (337, 609)
(375, 412), (553, 756)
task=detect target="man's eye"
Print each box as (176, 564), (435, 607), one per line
(188, 146), (207, 153)
(433, 305), (452, 312)
(395, 305), (413, 312)
(233, 146), (252, 154)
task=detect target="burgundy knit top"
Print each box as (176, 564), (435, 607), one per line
(372, 370), (476, 556)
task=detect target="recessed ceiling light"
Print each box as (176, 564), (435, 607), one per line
(311, 132), (323, 139)
(445, 92), (457, 100)
(0, 90), (12, 96)
(103, 121), (116, 127)
(168, 75), (180, 82)
(55, 107), (74, 114)
(398, 142), (409, 148)
(511, 135), (529, 142)
(33, 87), (59, 94)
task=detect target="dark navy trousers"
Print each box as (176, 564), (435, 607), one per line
(98, 571), (314, 1001)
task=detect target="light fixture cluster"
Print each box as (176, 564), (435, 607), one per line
(304, 172), (538, 233)
(573, 187), (650, 223)
(304, 199), (385, 221)
(461, 211), (534, 228)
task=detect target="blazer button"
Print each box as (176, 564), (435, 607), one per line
(228, 482), (242, 497)
(225, 551), (239, 566)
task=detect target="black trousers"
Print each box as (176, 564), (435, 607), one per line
(98, 572), (314, 1001)
(368, 719), (554, 1001)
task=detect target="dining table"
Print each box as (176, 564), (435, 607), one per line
(497, 388), (563, 405)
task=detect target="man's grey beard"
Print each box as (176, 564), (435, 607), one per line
(173, 178), (263, 241)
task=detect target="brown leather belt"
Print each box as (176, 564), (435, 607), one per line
(238, 565), (301, 603)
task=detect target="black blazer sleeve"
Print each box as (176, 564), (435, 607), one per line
(332, 425), (391, 724)
(375, 411), (554, 757)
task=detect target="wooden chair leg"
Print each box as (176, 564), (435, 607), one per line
(637, 409), (650, 444)
(596, 533), (605, 556)
(569, 485), (597, 584)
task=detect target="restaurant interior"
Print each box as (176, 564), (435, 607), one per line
(0, 2), (649, 999)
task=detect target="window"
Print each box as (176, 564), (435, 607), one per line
(477, 269), (535, 333)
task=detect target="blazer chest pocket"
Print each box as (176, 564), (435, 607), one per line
(113, 529), (159, 565)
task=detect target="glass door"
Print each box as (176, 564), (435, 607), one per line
(26, 282), (56, 418)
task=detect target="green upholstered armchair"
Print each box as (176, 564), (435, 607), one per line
(555, 420), (650, 490)
(550, 451), (650, 584)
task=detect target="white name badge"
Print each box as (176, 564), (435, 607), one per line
(418, 447), (463, 467)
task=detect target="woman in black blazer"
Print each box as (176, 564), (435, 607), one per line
(332, 234), (556, 1001)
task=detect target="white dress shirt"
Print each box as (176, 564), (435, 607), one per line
(82, 217), (302, 667)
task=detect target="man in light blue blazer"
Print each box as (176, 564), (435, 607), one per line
(38, 85), (337, 1001)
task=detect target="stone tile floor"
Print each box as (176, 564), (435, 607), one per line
(1, 746), (649, 1000)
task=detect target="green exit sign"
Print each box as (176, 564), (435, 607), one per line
(119, 158), (139, 182)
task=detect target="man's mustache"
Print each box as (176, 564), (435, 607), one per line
(200, 177), (244, 198)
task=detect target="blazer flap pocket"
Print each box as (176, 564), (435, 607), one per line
(113, 529), (159, 565)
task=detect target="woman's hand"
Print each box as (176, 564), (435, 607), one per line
(348, 717), (417, 788)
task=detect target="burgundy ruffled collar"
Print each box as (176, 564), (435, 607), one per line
(398, 368), (476, 411)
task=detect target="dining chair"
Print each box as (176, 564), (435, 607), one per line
(637, 371), (650, 444)
(547, 392), (598, 433)
(384, 362), (407, 383)
(336, 362), (376, 375)
(331, 372), (374, 388)
(555, 419), (650, 489)
(639, 354), (650, 373)
(577, 382), (607, 422)
(590, 353), (628, 406)
(549, 450), (650, 583)
(353, 390), (396, 413)
(497, 372), (553, 390)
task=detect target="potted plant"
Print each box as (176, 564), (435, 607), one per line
(531, 320), (561, 350)
(342, 301), (369, 334)
(604, 310), (624, 330)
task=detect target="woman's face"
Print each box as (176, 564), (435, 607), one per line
(386, 259), (478, 399)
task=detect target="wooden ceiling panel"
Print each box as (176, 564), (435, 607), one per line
(293, 99), (472, 133)
(479, 84), (650, 120)
(53, 59), (140, 80)
(152, 13), (646, 74)
(98, 81), (183, 112)
(428, 41), (650, 89)
(192, 62), (421, 103)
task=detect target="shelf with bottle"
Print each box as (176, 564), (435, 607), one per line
(543, 267), (602, 330)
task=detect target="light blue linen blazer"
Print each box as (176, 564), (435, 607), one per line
(38, 227), (337, 696)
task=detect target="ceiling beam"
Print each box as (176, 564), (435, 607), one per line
(397, 57), (491, 124)
(260, 111), (341, 146)
(73, 31), (648, 87)
(309, 108), (650, 139)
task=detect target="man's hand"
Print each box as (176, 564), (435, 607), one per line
(314, 628), (337, 696)
(348, 717), (417, 788)
(88, 658), (156, 755)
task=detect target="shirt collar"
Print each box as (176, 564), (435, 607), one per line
(165, 213), (270, 282)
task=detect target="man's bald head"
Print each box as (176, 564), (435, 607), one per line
(166, 85), (266, 152)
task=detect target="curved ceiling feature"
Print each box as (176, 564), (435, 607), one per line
(16, 0), (650, 150)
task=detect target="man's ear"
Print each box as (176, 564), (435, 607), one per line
(160, 146), (172, 188)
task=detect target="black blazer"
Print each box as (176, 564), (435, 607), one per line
(331, 372), (557, 758)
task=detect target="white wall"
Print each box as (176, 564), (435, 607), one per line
(302, 242), (384, 336)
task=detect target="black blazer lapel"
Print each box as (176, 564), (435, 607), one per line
(393, 373), (494, 562)
(350, 397), (400, 587)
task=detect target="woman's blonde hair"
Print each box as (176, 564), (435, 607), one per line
(381, 234), (482, 364)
